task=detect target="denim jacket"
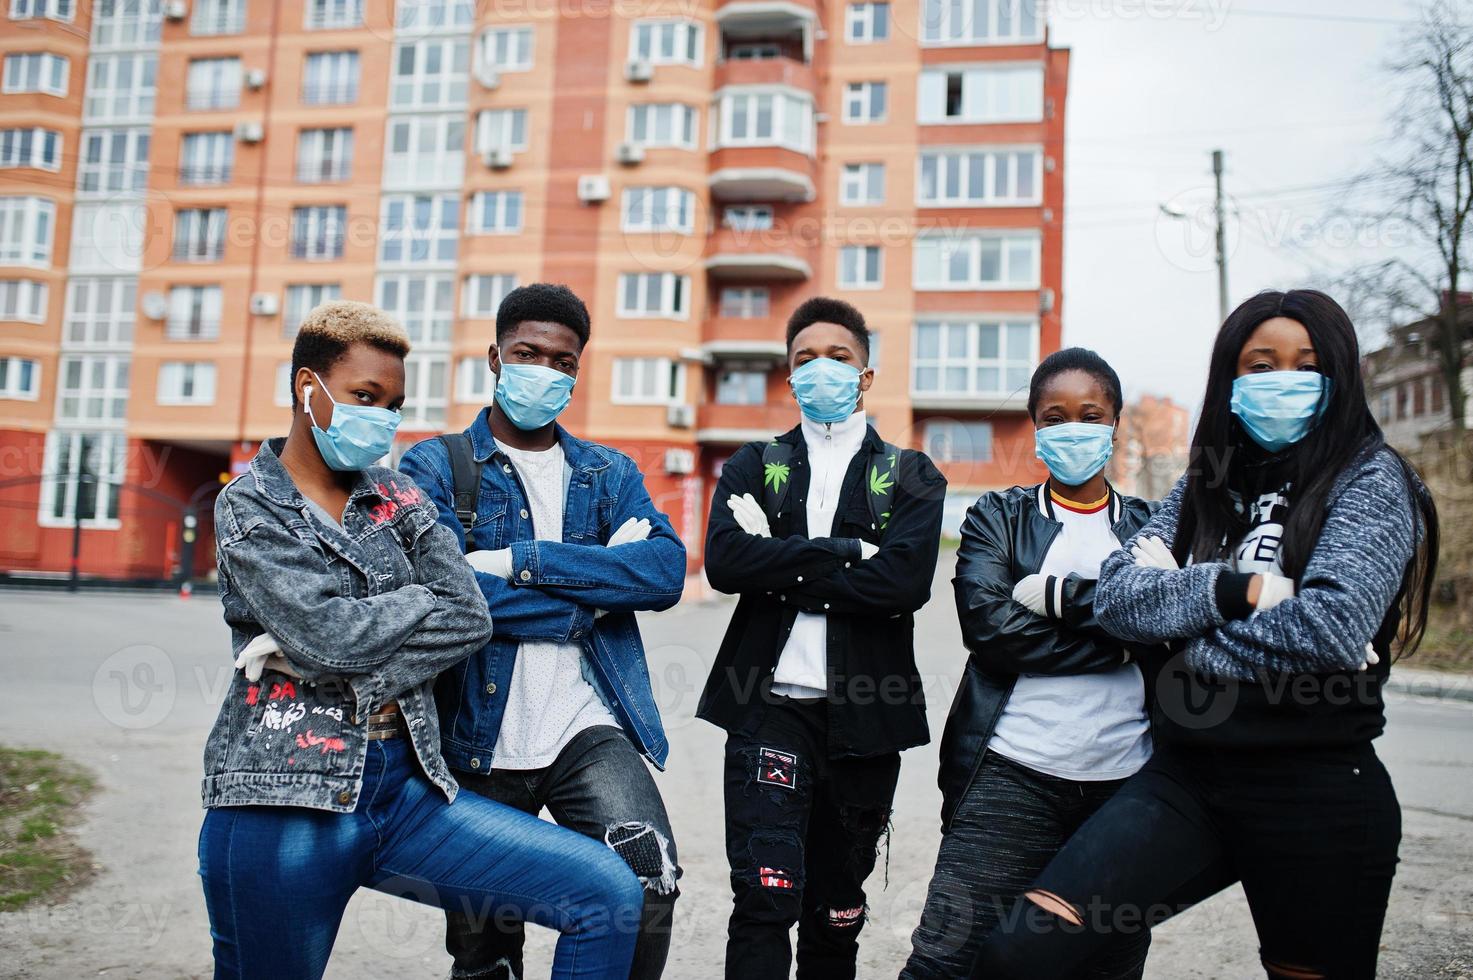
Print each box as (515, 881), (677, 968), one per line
(201, 438), (494, 813)
(398, 408), (685, 772)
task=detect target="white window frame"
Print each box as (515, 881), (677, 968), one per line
(723, 205), (773, 231)
(186, 57), (242, 111)
(920, 0), (1043, 46)
(84, 53), (157, 122)
(714, 365), (767, 406)
(461, 273), (517, 319)
(39, 430), (127, 529)
(157, 361), (217, 405)
(911, 318), (1038, 399)
(379, 193), (459, 267)
(166, 285), (223, 340)
(917, 146), (1043, 206)
(55, 353), (130, 424)
(304, 0), (362, 29)
(178, 130), (232, 186)
(611, 357), (686, 406)
(474, 108), (528, 154)
(918, 64), (1045, 125)
(845, 2), (889, 43)
(375, 273), (454, 346)
(617, 272), (690, 319)
(303, 50), (359, 105)
(90, 0), (163, 50)
(838, 244), (883, 289)
(0, 279), (47, 324)
(191, 0), (245, 35)
(297, 127), (354, 183)
(388, 114), (465, 188)
(456, 355), (494, 403)
(275, 361), (293, 407)
(924, 419), (994, 463)
(468, 190), (523, 234)
(478, 25), (534, 72)
(10, 0), (75, 22)
(64, 277), (134, 347)
(630, 19), (702, 67)
(402, 353), (450, 429)
(840, 162), (885, 205)
(913, 229), (1041, 290)
(391, 37), (469, 110)
(395, 0), (474, 33)
(0, 128), (61, 172)
(621, 186), (695, 233)
(282, 282), (341, 337)
(290, 205), (346, 261)
(718, 286), (769, 319)
(0, 196), (54, 268)
(80, 128), (152, 193)
(842, 81), (887, 124)
(714, 88), (812, 153)
(172, 207), (227, 262)
(0, 356), (40, 400)
(627, 103), (697, 150)
(3, 53), (68, 97)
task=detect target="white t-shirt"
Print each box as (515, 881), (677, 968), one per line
(771, 411), (868, 699)
(987, 496), (1153, 781)
(491, 441), (618, 770)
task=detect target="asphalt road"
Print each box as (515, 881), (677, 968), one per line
(1, 572), (1471, 979)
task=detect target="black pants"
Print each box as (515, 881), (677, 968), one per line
(445, 726), (679, 980)
(902, 752), (1148, 980)
(974, 742), (1401, 980)
(722, 696), (901, 980)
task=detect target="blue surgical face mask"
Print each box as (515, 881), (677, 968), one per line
(1035, 422), (1115, 487)
(304, 370), (401, 472)
(1230, 371), (1331, 453)
(494, 362), (575, 431)
(790, 357), (862, 424)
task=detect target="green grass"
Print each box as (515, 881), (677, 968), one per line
(1409, 603), (1473, 674)
(0, 748), (97, 911)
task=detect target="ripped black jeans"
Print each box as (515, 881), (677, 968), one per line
(445, 725), (679, 980)
(722, 696), (901, 980)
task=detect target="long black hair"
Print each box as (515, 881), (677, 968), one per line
(1174, 289), (1440, 656)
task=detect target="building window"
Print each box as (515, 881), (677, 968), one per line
(0, 196), (54, 267)
(303, 51), (359, 105)
(387, 114), (465, 187)
(391, 37), (469, 110)
(840, 162), (885, 205)
(618, 272), (689, 319)
(846, 2), (889, 42)
(715, 367), (766, 405)
(839, 245), (882, 289)
(843, 82), (887, 123)
(3, 53), (68, 97)
(41, 430), (126, 527)
(172, 208), (227, 262)
(723, 205), (773, 231)
(921, 0), (1042, 46)
(380, 194), (458, 266)
(479, 26), (533, 72)
(282, 282), (341, 337)
(157, 361), (216, 405)
(376, 273), (453, 346)
(305, 0), (361, 29)
(56, 354), (129, 423)
(166, 285), (223, 340)
(91, 0), (163, 49)
(630, 19), (701, 66)
(10, 0), (75, 22)
(0, 356), (39, 400)
(69, 202), (144, 273)
(469, 190), (522, 234)
(274, 362), (293, 407)
(924, 420), (994, 462)
(622, 186), (695, 233)
(403, 354), (449, 428)
(612, 357), (685, 406)
(297, 127), (354, 183)
(715, 90), (811, 152)
(290, 205), (346, 260)
(914, 230), (1040, 289)
(186, 57), (242, 111)
(727, 42), (780, 60)
(912, 319), (1035, 397)
(192, 0), (245, 35)
(84, 53), (157, 122)
(456, 355), (494, 403)
(461, 273), (517, 319)
(64, 277), (134, 346)
(0, 279), (47, 323)
(395, 0), (473, 32)
(918, 147), (1041, 206)
(718, 286), (768, 319)
(627, 103), (696, 149)
(475, 108), (527, 154)
(178, 131), (232, 185)
(0, 128), (61, 172)
(919, 65), (1044, 124)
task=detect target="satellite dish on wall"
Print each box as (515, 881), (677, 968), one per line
(142, 291), (168, 320)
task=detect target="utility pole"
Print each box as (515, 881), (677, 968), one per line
(1212, 149), (1229, 324)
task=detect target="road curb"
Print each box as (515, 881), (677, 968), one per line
(1387, 668), (1473, 703)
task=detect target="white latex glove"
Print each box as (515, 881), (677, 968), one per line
(1131, 536), (1179, 571)
(1360, 642), (1380, 672)
(607, 516), (651, 547)
(235, 632), (282, 683)
(1011, 574), (1050, 617)
(466, 548), (514, 580)
(859, 540), (879, 560)
(1253, 573), (1296, 612)
(727, 493), (771, 538)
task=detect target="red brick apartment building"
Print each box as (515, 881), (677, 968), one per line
(0, 0), (1066, 581)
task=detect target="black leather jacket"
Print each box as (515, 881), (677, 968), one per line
(937, 483), (1158, 829)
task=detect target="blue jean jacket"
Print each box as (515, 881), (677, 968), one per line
(398, 409), (685, 770)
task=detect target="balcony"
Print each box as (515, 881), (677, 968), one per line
(708, 155), (815, 202)
(716, 1), (816, 51)
(696, 402), (795, 444)
(714, 55), (816, 95)
(704, 225), (812, 281)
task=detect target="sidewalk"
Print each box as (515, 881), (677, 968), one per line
(1387, 666), (1473, 703)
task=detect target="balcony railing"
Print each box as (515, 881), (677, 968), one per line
(186, 90), (239, 111)
(165, 318), (221, 341)
(302, 83), (359, 105)
(178, 165), (232, 185)
(297, 160), (351, 183)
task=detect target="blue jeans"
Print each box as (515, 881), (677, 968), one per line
(198, 738), (643, 980)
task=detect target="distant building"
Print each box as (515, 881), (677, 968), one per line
(1109, 394), (1189, 502)
(1362, 296), (1472, 453)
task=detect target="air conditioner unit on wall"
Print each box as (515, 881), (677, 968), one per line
(234, 121), (264, 143)
(477, 65), (501, 90)
(576, 175), (611, 203)
(250, 293), (279, 316)
(164, 1), (187, 20)
(615, 142), (645, 166)
(666, 404), (695, 428)
(664, 448), (695, 475)
(483, 147), (514, 169)
(245, 68), (268, 90)
(142, 291), (168, 320)
(625, 60), (654, 83)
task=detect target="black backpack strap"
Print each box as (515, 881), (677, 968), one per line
(436, 433), (480, 543)
(865, 441), (901, 535)
(758, 440), (795, 527)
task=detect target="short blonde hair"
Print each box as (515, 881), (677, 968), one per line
(289, 301), (410, 407)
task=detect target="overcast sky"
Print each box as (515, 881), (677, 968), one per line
(1051, 0), (1430, 409)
